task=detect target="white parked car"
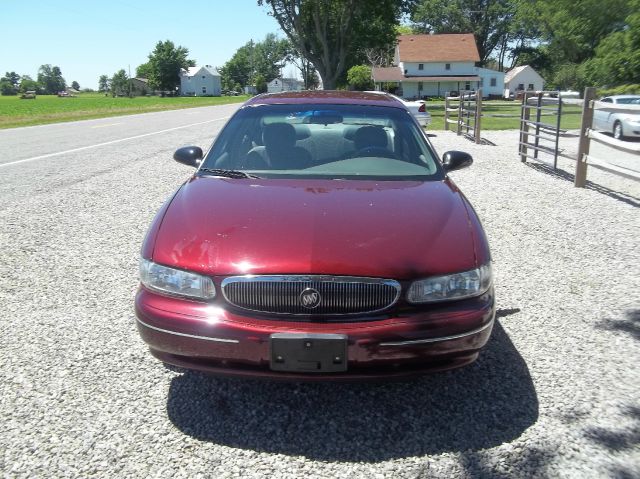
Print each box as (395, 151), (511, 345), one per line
(592, 95), (640, 140)
(367, 92), (431, 127)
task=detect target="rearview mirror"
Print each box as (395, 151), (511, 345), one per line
(174, 146), (203, 168)
(442, 150), (473, 172)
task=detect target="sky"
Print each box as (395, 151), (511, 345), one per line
(0, 0), (297, 89)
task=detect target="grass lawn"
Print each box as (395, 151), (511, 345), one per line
(0, 94), (583, 132)
(0, 93), (250, 129)
(424, 101), (583, 131)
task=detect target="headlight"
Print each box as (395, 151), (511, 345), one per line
(407, 264), (492, 303)
(139, 258), (216, 300)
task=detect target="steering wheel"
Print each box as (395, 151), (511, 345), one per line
(352, 146), (396, 159)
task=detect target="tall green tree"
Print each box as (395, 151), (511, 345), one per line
(259, 0), (414, 89)
(135, 62), (153, 79)
(0, 72), (20, 95)
(219, 34), (291, 90)
(146, 40), (194, 91)
(581, 0), (640, 86)
(71, 81), (80, 90)
(98, 74), (110, 93)
(410, 0), (516, 66)
(37, 64), (66, 94)
(110, 69), (129, 96)
(19, 75), (39, 93)
(3, 72), (20, 89)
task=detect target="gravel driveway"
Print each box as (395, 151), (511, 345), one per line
(1, 119), (638, 478)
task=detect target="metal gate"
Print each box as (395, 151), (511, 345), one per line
(518, 91), (569, 169)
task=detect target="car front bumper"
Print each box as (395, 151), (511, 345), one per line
(135, 287), (495, 380)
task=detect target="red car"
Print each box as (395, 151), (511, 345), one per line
(135, 91), (494, 380)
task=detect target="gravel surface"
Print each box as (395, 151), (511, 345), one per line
(1, 113), (639, 478)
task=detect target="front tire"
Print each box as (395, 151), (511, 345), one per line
(613, 121), (625, 140)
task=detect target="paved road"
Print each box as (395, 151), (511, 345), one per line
(0, 103), (240, 206)
(1, 112), (638, 478)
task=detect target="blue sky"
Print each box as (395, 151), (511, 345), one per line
(1, 0), (294, 89)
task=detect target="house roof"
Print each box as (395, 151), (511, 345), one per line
(372, 67), (404, 82)
(183, 65), (220, 77)
(504, 65), (542, 84)
(397, 34), (480, 63)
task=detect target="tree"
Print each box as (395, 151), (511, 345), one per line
(98, 74), (110, 93)
(37, 64), (66, 94)
(581, 0), (640, 86)
(0, 71), (20, 95)
(71, 81), (80, 91)
(136, 62), (153, 79)
(110, 69), (129, 97)
(219, 35), (291, 91)
(410, 0), (517, 66)
(0, 80), (15, 95)
(3, 72), (20, 89)
(19, 75), (39, 93)
(259, 0), (413, 90)
(146, 40), (194, 91)
(347, 65), (374, 90)
(526, 0), (631, 65)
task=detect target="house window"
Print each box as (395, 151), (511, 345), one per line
(445, 63), (451, 70)
(202, 86), (207, 93)
(518, 83), (525, 90)
(418, 82), (423, 90)
(528, 83), (534, 90)
(418, 64), (424, 70)
(490, 77), (497, 87)
(480, 78), (484, 86)
(465, 82), (471, 90)
(202, 75), (206, 79)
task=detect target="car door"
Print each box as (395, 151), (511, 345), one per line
(593, 97), (613, 130)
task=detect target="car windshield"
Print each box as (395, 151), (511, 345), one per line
(201, 103), (442, 180)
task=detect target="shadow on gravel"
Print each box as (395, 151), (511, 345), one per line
(523, 162), (640, 208)
(596, 309), (640, 341)
(166, 320), (539, 462)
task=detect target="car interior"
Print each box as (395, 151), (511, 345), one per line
(208, 106), (438, 177)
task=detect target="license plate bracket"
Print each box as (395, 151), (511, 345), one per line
(270, 333), (348, 373)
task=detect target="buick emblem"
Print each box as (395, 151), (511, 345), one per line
(299, 288), (321, 309)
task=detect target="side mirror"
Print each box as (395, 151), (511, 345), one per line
(442, 150), (473, 172)
(174, 146), (203, 168)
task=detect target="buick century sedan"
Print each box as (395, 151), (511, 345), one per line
(135, 90), (494, 380)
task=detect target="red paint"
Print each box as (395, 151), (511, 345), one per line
(135, 91), (494, 380)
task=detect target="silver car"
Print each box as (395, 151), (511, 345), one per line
(367, 92), (431, 127)
(593, 95), (640, 140)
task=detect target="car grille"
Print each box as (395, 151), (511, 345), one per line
(221, 275), (401, 316)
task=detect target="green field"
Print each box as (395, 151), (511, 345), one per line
(0, 93), (583, 131)
(424, 101), (583, 131)
(0, 93), (250, 129)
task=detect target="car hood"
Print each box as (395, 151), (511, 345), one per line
(151, 177), (479, 279)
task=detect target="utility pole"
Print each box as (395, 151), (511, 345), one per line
(128, 64), (132, 98)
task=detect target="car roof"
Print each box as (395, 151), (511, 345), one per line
(607, 95), (640, 100)
(243, 90), (406, 109)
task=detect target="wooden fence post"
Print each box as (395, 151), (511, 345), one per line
(520, 92), (531, 162)
(444, 96), (449, 131)
(575, 87), (596, 187)
(457, 95), (462, 136)
(475, 88), (482, 144)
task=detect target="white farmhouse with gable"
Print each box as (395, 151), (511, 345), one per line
(267, 77), (304, 93)
(180, 65), (221, 96)
(372, 34), (504, 99)
(504, 65), (544, 97)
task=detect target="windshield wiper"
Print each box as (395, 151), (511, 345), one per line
(198, 168), (261, 179)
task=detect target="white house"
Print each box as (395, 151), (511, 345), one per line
(180, 65), (221, 96)
(504, 65), (544, 97)
(372, 34), (504, 99)
(267, 77), (304, 93)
